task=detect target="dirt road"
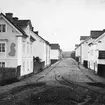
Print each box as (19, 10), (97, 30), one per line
(0, 58), (105, 105)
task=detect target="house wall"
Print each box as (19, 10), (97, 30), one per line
(50, 49), (59, 60)
(75, 46), (81, 63)
(45, 44), (51, 67)
(81, 38), (92, 65)
(96, 35), (105, 64)
(94, 34), (105, 74)
(88, 44), (97, 71)
(75, 46), (80, 57)
(0, 16), (19, 68)
(29, 30), (51, 68)
(20, 25), (33, 76)
(32, 35), (45, 62)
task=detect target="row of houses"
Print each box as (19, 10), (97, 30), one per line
(0, 12), (62, 81)
(75, 29), (105, 77)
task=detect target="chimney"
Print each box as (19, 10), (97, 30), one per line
(5, 13), (13, 21)
(34, 31), (38, 35)
(13, 17), (18, 21)
(32, 27), (34, 31)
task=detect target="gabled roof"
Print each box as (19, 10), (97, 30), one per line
(13, 20), (33, 30)
(0, 13), (28, 37)
(90, 30), (104, 39)
(33, 31), (50, 46)
(50, 44), (60, 50)
(14, 20), (30, 27)
(75, 44), (79, 48)
(80, 36), (90, 40)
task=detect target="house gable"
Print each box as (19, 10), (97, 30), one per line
(0, 13), (23, 36)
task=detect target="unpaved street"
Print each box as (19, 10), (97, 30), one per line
(0, 58), (105, 105)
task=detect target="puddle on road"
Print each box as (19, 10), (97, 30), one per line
(87, 82), (105, 88)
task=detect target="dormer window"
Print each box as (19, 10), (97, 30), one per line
(0, 24), (6, 32)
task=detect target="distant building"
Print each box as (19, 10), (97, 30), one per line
(50, 44), (61, 64)
(75, 36), (89, 66)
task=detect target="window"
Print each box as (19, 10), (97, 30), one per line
(0, 43), (5, 52)
(0, 62), (5, 68)
(0, 24), (6, 32)
(98, 51), (105, 59)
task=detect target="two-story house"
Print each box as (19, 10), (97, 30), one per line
(88, 30), (104, 72)
(32, 31), (51, 69)
(0, 13), (36, 80)
(88, 30), (105, 76)
(75, 36), (89, 67)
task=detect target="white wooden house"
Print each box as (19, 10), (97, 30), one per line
(32, 31), (51, 68)
(75, 44), (81, 64)
(75, 36), (89, 67)
(0, 13), (36, 79)
(0, 12), (51, 80)
(88, 30), (105, 76)
(50, 44), (61, 64)
(88, 30), (104, 73)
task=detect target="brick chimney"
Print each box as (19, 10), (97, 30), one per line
(5, 13), (13, 21)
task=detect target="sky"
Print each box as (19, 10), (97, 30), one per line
(1, 0), (105, 51)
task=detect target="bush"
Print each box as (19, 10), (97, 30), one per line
(34, 57), (41, 63)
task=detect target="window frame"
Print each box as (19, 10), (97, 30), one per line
(98, 50), (105, 59)
(0, 62), (5, 68)
(0, 42), (6, 57)
(0, 24), (6, 32)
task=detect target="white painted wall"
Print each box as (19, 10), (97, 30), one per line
(50, 49), (59, 60)
(75, 46), (80, 57)
(20, 25), (34, 76)
(93, 33), (105, 73)
(0, 14), (20, 68)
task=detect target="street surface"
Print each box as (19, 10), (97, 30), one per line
(0, 58), (105, 105)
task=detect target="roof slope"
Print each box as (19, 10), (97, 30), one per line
(90, 31), (104, 39)
(80, 36), (90, 40)
(50, 44), (60, 49)
(13, 20), (30, 27)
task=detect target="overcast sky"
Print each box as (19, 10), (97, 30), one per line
(0, 0), (105, 51)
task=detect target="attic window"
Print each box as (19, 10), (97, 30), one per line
(0, 24), (6, 32)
